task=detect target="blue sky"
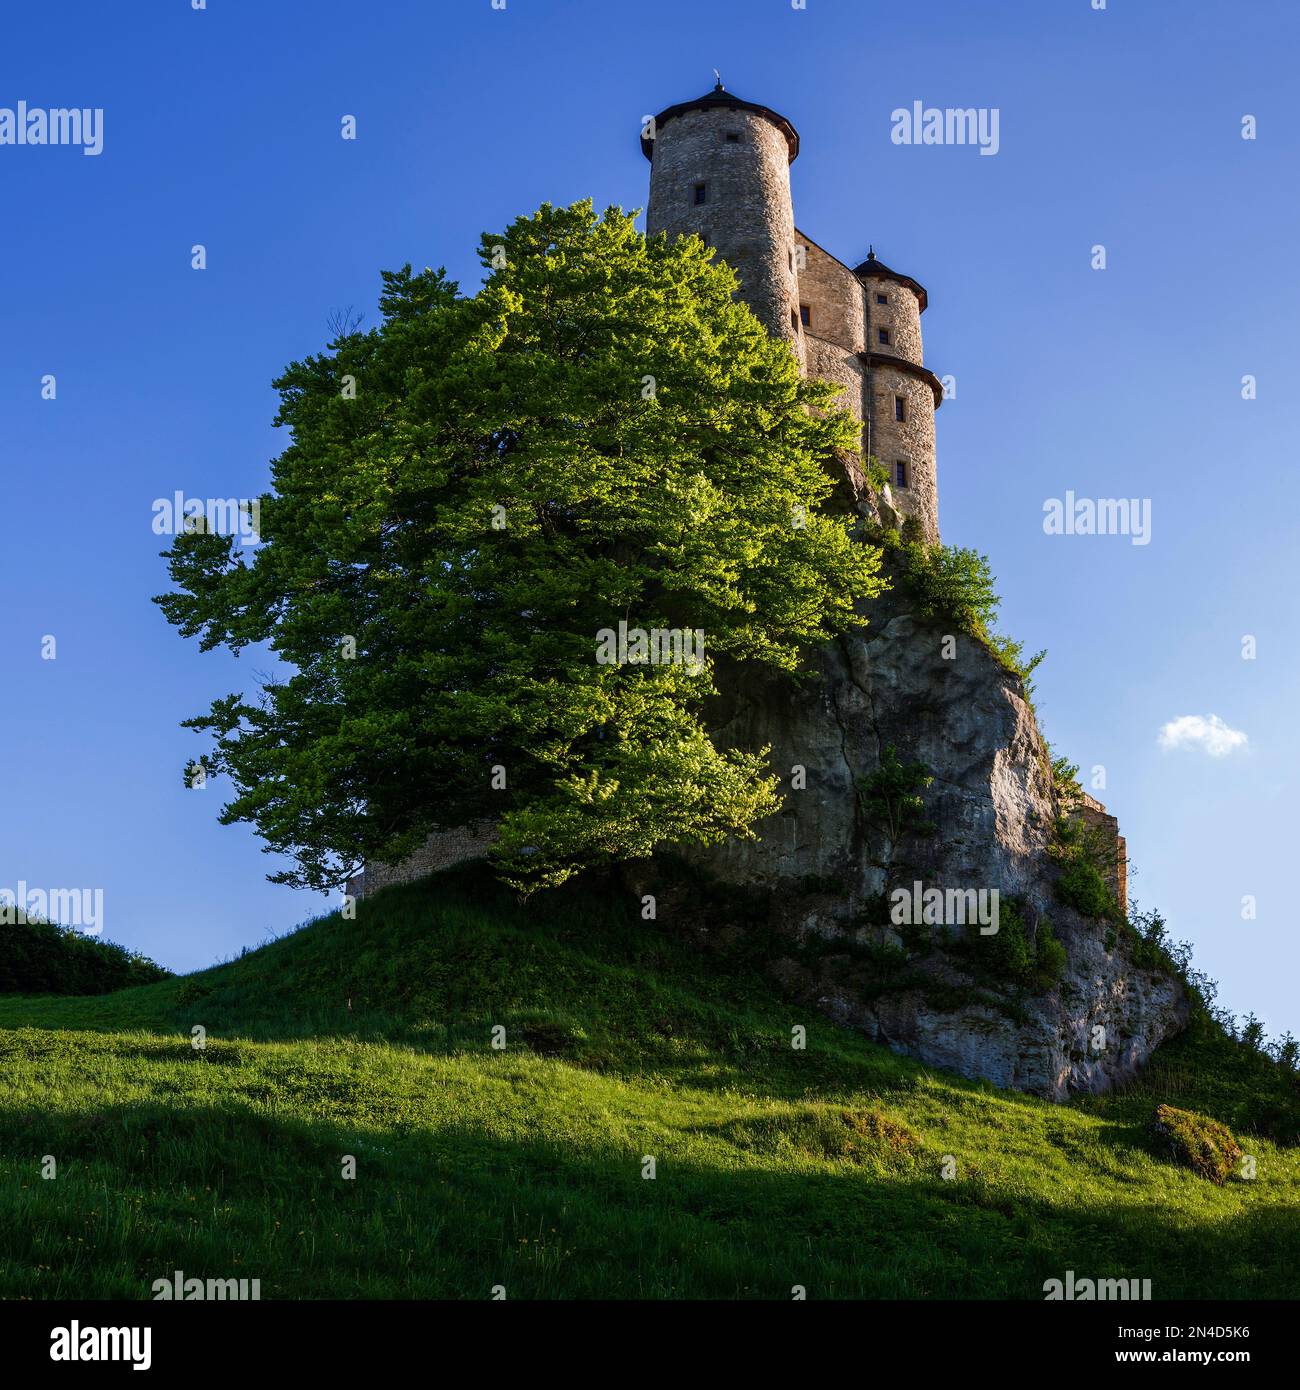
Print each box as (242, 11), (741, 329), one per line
(1, 0), (1296, 1036)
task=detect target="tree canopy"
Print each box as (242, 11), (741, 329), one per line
(156, 200), (884, 891)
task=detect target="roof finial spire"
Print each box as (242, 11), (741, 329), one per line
(713, 68), (724, 91)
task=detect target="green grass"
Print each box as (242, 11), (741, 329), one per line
(0, 865), (1296, 1299)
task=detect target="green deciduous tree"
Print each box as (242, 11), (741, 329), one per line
(156, 201), (885, 892)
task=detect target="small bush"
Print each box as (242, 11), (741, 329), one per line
(1154, 1104), (1243, 1184)
(856, 746), (935, 849)
(1048, 752), (1083, 805)
(894, 538), (1000, 631)
(839, 1108), (922, 1160)
(1128, 907), (1178, 973)
(871, 528), (1046, 693)
(720, 1106), (922, 1169)
(0, 916), (170, 995)
(175, 979), (214, 1007)
(1033, 923), (1068, 989)
(983, 900), (1033, 980)
(960, 898), (1066, 993)
(1056, 859), (1117, 921)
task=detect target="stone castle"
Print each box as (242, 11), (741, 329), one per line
(643, 80), (942, 545)
(346, 85), (1178, 1102)
(351, 80), (951, 901)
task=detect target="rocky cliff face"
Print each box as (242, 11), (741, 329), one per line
(353, 551), (1186, 1102)
(647, 554), (1187, 1100)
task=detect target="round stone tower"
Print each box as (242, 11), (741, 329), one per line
(856, 251), (942, 544)
(643, 82), (802, 364)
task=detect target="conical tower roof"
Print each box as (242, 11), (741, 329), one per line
(641, 80), (799, 162)
(855, 249), (928, 312)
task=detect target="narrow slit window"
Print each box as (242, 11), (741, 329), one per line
(877, 327), (891, 346)
(894, 395), (906, 422)
(895, 460), (909, 489)
(800, 304), (812, 328)
(693, 182), (708, 205)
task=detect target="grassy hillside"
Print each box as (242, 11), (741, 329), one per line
(0, 865), (1296, 1300)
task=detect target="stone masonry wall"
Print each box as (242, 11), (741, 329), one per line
(804, 334), (865, 424)
(345, 822), (497, 901)
(795, 233), (863, 356)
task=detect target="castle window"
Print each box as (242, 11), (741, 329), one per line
(693, 182), (708, 205)
(876, 293), (888, 305)
(894, 395), (906, 422)
(799, 304), (812, 328)
(877, 327), (891, 346)
(895, 460), (909, 488)
(791, 308), (799, 331)
(725, 132), (740, 144)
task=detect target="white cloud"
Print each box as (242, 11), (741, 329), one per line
(1157, 714), (1248, 758)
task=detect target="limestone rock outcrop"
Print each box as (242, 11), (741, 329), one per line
(653, 557), (1186, 1100)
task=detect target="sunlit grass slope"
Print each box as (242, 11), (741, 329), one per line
(0, 866), (1295, 1299)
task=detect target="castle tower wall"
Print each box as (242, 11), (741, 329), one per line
(645, 89), (801, 364)
(859, 262), (941, 543)
(865, 359), (939, 542)
(865, 274), (924, 363)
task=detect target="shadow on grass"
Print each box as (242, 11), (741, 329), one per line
(1, 1096), (1294, 1301)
